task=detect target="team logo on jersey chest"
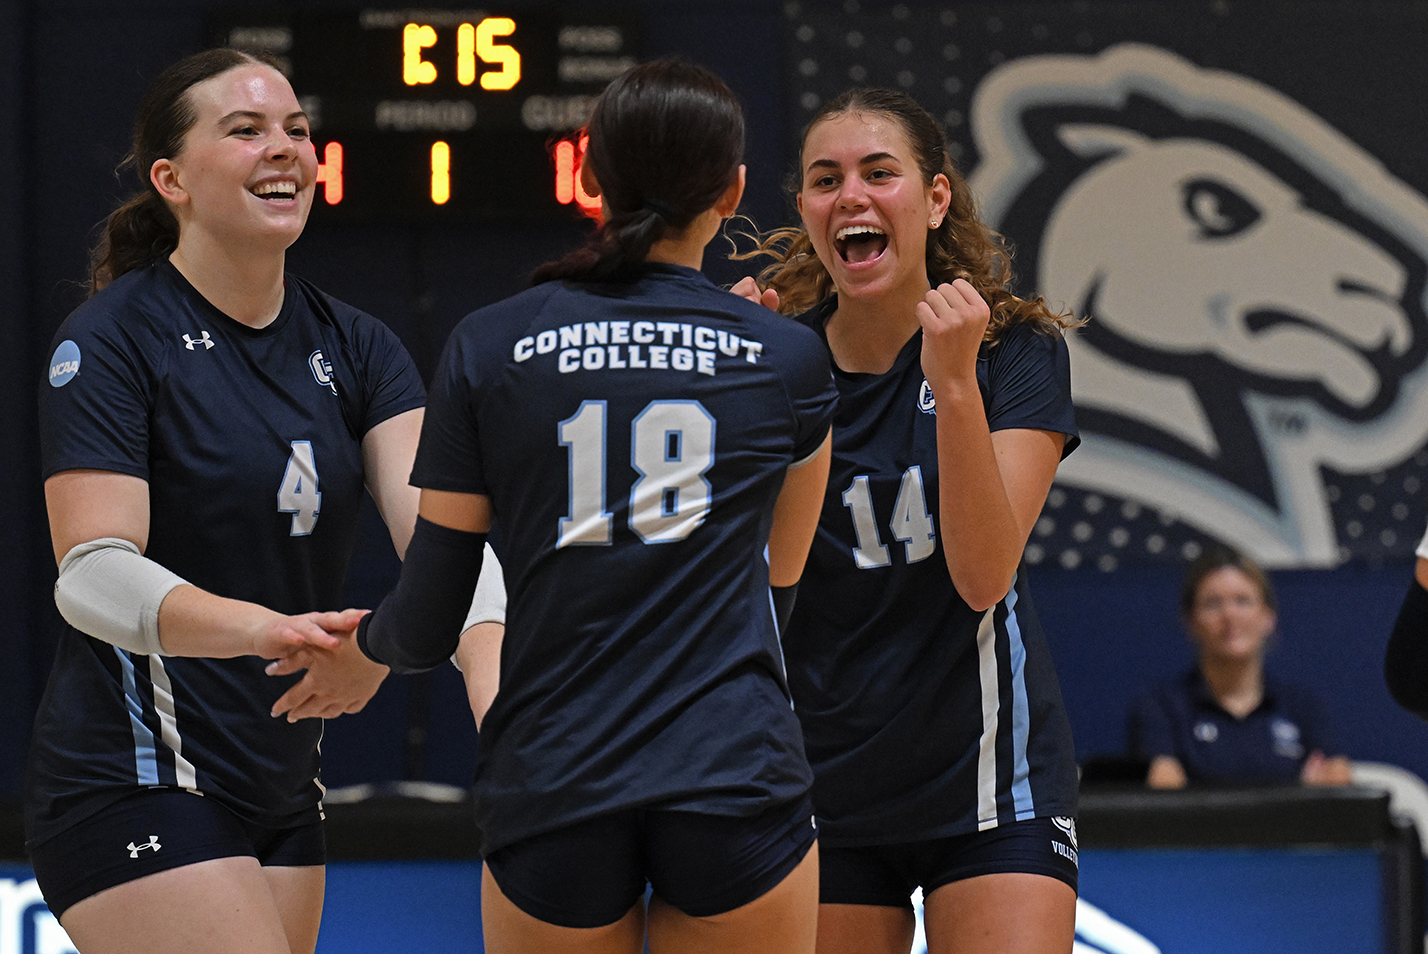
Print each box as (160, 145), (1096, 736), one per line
(1271, 718), (1304, 759)
(309, 350), (337, 394)
(182, 331), (214, 351)
(48, 339), (81, 387)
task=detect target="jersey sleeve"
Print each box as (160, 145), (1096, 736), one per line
(1126, 688), (1177, 759)
(349, 313), (426, 434)
(983, 324), (1079, 458)
(410, 324), (487, 494)
(779, 323), (837, 462)
(39, 306), (153, 481)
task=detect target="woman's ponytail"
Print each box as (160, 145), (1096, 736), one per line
(532, 59), (745, 286)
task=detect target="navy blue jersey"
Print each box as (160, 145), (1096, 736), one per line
(27, 259), (424, 846)
(1128, 668), (1343, 784)
(412, 263), (837, 854)
(784, 298), (1079, 846)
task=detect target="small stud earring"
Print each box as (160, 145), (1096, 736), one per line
(930, 219), (941, 229)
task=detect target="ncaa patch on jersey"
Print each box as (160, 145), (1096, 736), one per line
(48, 340), (81, 387)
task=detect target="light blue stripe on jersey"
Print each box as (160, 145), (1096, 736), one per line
(1004, 576), (1036, 820)
(115, 647), (160, 785)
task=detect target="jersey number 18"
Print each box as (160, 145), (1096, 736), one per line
(558, 400), (715, 547)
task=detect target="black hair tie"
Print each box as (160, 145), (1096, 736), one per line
(643, 197), (679, 221)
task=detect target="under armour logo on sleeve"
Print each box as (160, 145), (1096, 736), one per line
(183, 332), (214, 351)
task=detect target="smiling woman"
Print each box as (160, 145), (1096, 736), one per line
(26, 48), (432, 954)
(1128, 546), (1353, 790)
(741, 88), (1084, 954)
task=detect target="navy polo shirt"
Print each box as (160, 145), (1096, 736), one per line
(1127, 668), (1343, 785)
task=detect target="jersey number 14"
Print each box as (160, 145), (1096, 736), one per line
(558, 400), (715, 547)
(843, 467), (936, 568)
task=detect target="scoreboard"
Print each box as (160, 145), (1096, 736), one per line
(208, 7), (641, 220)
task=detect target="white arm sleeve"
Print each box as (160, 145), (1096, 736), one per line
(1418, 520), (1428, 561)
(451, 544), (505, 672)
(54, 538), (188, 656)
(465, 544), (506, 628)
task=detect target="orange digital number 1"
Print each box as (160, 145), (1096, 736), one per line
(555, 134), (601, 216)
(431, 142), (451, 204)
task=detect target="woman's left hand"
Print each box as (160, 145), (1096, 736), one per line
(267, 611), (390, 721)
(1300, 751), (1354, 786)
(917, 279), (990, 391)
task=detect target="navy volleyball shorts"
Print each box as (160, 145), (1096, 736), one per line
(819, 815), (1079, 908)
(484, 793), (817, 928)
(29, 787), (325, 920)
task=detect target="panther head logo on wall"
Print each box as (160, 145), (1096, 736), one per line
(970, 43), (1428, 567)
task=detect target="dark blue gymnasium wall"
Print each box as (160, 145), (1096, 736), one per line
(5, 0), (1428, 807)
(1, 0), (40, 805)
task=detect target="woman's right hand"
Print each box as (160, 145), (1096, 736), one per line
(255, 608), (364, 662)
(730, 276), (780, 311)
(266, 609), (389, 721)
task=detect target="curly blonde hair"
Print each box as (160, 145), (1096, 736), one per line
(747, 88), (1076, 340)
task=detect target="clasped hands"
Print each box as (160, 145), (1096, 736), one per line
(258, 608), (388, 723)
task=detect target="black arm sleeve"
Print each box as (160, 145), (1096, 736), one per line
(771, 582), (799, 638)
(1385, 577), (1428, 720)
(357, 516), (487, 674)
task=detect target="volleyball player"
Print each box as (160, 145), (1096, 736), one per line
(332, 59), (838, 954)
(28, 49), (428, 954)
(742, 88), (1082, 954)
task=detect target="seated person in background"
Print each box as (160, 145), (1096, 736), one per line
(1128, 546), (1352, 789)
(1386, 521), (1428, 720)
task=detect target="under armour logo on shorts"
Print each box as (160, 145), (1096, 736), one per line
(127, 835), (161, 858)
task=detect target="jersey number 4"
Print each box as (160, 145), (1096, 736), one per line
(277, 441), (321, 536)
(842, 467), (936, 568)
(558, 400), (715, 547)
